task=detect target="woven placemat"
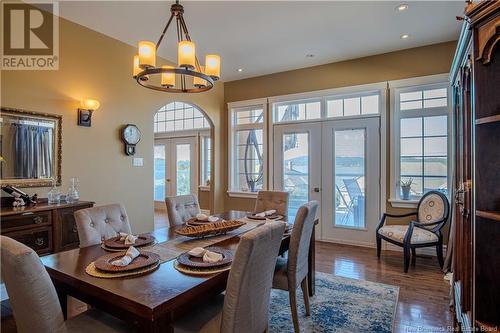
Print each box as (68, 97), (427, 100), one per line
(173, 260), (231, 276)
(85, 261), (160, 279)
(101, 240), (159, 252)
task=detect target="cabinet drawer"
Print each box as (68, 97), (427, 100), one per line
(4, 227), (52, 255)
(1, 211), (52, 232)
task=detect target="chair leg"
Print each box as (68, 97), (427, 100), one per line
(436, 243), (444, 269)
(403, 244), (410, 273)
(376, 235), (381, 258)
(289, 289), (300, 333)
(300, 277), (311, 317)
(411, 247), (416, 265)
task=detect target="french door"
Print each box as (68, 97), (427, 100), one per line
(273, 118), (380, 245)
(154, 136), (198, 202)
(321, 118), (380, 246)
(273, 123), (322, 219)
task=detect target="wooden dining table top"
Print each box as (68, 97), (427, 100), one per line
(41, 211), (294, 322)
(41, 210), (318, 332)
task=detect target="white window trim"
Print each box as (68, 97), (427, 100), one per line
(199, 133), (211, 189)
(227, 98), (268, 197)
(267, 82), (388, 219)
(388, 73), (451, 208)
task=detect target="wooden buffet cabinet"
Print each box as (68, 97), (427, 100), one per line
(450, 2), (499, 331)
(0, 200), (94, 255)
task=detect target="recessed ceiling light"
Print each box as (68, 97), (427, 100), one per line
(400, 34), (410, 40)
(306, 54), (315, 58)
(237, 68), (243, 72)
(396, 4), (408, 12)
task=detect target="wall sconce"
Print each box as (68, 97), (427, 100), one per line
(78, 99), (100, 127)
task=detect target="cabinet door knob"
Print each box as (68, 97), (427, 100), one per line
(35, 237), (44, 246)
(33, 216), (43, 224)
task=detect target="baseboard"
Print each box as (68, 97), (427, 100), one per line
(319, 237), (376, 248)
(316, 238), (446, 257)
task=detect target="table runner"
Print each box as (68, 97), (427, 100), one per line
(142, 219), (267, 263)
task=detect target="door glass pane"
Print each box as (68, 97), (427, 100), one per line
(283, 132), (309, 219)
(176, 144), (191, 195)
(334, 129), (365, 228)
(154, 145), (165, 201)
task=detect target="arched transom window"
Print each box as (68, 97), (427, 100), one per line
(154, 102), (209, 133)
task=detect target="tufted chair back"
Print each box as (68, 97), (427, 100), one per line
(165, 194), (201, 227)
(417, 191), (450, 230)
(74, 204), (132, 248)
(221, 221), (286, 333)
(254, 191), (289, 217)
(287, 201), (318, 289)
(0, 236), (65, 333)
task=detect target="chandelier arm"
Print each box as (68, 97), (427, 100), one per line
(179, 16), (191, 41)
(156, 13), (175, 49)
(176, 16), (182, 42)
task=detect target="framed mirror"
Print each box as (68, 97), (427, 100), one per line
(0, 107), (62, 187)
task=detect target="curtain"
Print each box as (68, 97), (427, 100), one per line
(13, 124), (53, 179)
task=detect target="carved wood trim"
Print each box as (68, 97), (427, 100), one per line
(476, 17), (500, 64)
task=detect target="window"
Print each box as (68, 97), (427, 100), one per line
(228, 101), (267, 193)
(274, 99), (321, 123)
(201, 135), (211, 187)
(327, 92), (380, 117)
(391, 79), (450, 203)
(154, 102), (209, 133)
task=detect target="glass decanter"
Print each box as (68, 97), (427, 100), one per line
(66, 177), (80, 202)
(47, 180), (61, 204)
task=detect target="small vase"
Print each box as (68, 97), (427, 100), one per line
(66, 177), (80, 203)
(47, 182), (61, 204)
(401, 186), (411, 200)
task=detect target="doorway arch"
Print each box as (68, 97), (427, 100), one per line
(153, 101), (214, 228)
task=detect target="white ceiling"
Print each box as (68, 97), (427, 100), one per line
(58, 1), (464, 81)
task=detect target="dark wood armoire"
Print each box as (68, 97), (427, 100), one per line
(450, 1), (500, 331)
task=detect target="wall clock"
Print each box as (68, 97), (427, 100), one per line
(121, 124), (141, 156)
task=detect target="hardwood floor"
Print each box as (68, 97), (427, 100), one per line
(1, 211), (453, 332)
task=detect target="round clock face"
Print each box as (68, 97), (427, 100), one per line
(123, 125), (141, 145)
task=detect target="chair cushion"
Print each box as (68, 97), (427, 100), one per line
(173, 294), (224, 333)
(418, 193), (446, 228)
(378, 225), (438, 244)
(61, 308), (132, 333)
(272, 256), (289, 290)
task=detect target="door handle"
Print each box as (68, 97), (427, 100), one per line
(166, 179), (171, 182)
(312, 187), (321, 193)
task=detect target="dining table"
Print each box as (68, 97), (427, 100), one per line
(41, 210), (318, 333)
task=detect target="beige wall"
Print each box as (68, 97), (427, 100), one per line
(223, 41), (457, 235)
(1, 16), (225, 233)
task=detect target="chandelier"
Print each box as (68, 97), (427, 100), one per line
(132, 0), (221, 93)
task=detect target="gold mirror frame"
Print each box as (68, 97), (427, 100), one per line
(0, 107), (62, 188)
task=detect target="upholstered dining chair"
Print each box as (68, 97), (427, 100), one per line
(173, 221), (287, 333)
(254, 190), (289, 217)
(0, 236), (132, 333)
(165, 194), (201, 227)
(74, 203), (132, 248)
(272, 200), (319, 333)
(376, 190), (450, 273)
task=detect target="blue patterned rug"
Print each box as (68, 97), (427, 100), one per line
(269, 272), (399, 333)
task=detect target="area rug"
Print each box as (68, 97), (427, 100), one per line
(269, 272), (399, 333)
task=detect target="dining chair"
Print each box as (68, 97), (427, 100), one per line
(376, 190), (450, 272)
(272, 200), (318, 333)
(0, 236), (132, 333)
(254, 190), (289, 217)
(165, 194), (201, 227)
(173, 221), (287, 333)
(74, 203), (132, 248)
